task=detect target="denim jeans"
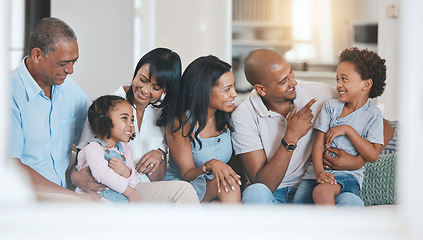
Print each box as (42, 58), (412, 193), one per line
(241, 183), (297, 204)
(99, 189), (129, 203)
(292, 179), (364, 207)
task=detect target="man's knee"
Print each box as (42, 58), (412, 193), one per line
(293, 179), (316, 204)
(242, 183), (273, 204)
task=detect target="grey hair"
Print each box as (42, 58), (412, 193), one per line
(28, 17), (77, 56)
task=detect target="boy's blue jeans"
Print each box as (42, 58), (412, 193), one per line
(242, 182), (364, 207)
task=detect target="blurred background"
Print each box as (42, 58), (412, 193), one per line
(7, 0), (397, 119)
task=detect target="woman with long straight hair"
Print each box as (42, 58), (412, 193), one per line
(165, 55), (241, 203)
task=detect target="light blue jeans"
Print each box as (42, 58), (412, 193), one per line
(242, 183), (297, 204)
(99, 189), (128, 203)
(242, 181), (364, 206)
(292, 179), (364, 207)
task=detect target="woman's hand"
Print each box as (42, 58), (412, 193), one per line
(71, 166), (108, 193)
(135, 149), (164, 176)
(206, 159), (242, 194)
(109, 157), (131, 178)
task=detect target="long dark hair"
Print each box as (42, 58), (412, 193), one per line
(126, 48), (182, 128)
(172, 55), (233, 149)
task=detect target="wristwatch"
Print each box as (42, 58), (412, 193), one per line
(281, 138), (297, 152)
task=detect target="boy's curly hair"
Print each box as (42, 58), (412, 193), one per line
(339, 47), (387, 98)
(88, 95), (127, 139)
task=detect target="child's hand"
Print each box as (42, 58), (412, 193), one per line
(316, 171), (337, 184)
(324, 125), (352, 147)
(109, 157), (131, 178)
(123, 186), (140, 203)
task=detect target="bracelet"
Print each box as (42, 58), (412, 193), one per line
(202, 162), (211, 174)
(158, 149), (166, 164)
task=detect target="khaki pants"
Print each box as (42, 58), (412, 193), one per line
(135, 180), (199, 205)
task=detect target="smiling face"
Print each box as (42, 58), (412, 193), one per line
(209, 71), (237, 113)
(108, 101), (135, 146)
(33, 40), (79, 88)
(131, 64), (166, 106)
(336, 61), (367, 103)
(260, 58), (297, 103)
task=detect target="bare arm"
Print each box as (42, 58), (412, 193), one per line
(167, 119), (240, 193)
(14, 158), (75, 194)
(325, 125), (382, 163)
(71, 162), (108, 194)
(166, 120), (200, 182)
(122, 186), (140, 203)
(312, 131), (326, 177)
(147, 150), (167, 181)
(239, 147), (293, 192)
(240, 99), (317, 192)
(134, 149), (167, 181)
(323, 118), (394, 170)
(12, 157), (101, 202)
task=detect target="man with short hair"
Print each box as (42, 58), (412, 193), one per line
(8, 17), (92, 199)
(232, 49), (392, 205)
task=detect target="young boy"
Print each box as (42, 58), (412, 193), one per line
(312, 47), (387, 205)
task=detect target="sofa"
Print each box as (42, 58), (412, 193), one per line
(360, 120), (398, 206)
(228, 120), (399, 207)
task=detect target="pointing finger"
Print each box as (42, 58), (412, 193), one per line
(297, 98), (317, 115)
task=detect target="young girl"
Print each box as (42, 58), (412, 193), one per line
(164, 55), (241, 203)
(312, 47), (387, 205)
(75, 95), (140, 203)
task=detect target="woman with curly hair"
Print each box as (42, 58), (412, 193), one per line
(311, 47), (387, 205)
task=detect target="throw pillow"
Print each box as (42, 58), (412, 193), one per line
(360, 153), (397, 206)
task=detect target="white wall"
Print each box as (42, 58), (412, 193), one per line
(155, 0), (231, 69)
(51, 0), (135, 100)
(331, 0), (379, 57)
(377, 0), (400, 121)
(51, 0), (231, 100)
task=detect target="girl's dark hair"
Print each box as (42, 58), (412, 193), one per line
(126, 48), (182, 128)
(339, 47), (387, 98)
(172, 55), (232, 149)
(88, 95), (128, 140)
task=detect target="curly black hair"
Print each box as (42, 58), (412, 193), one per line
(88, 95), (132, 140)
(339, 47), (387, 98)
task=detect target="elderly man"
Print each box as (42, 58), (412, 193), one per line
(8, 17), (92, 199)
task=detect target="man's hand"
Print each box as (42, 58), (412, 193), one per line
(323, 147), (365, 171)
(284, 98), (317, 143)
(323, 119), (394, 170)
(79, 192), (102, 201)
(71, 167), (108, 193)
